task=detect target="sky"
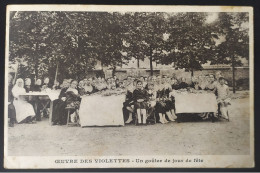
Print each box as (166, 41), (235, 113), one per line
(205, 13), (219, 24)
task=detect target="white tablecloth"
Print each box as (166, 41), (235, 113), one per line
(79, 95), (125, 127)
(19, 91), (60, 101)
(174, 93), (218, 113)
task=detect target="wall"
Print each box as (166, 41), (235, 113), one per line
(81, 67), (250, 90)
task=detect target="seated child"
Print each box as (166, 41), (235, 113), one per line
(147, 83), (157, 124)
(216, 77), (231, 120)
(155, 84), (169, 124)
(133, 80), (148, 125)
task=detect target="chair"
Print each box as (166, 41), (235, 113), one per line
(65, 106), (80, 126)
(146, 107), (156, 124)
(134, 108), (156, 125)
(217, 103), (230, 121)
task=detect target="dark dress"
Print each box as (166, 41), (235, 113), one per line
(178, 82), (189, 89)
(78, 87), (86, 96)
(155, 88), (173, 114)
(42, 83), (52, 88)
(91, 85), (98, 93)
(170, 84), (179, 111)
(8, 83), (16, 124)
(146, 90), (156, 123)
(122, 90), (134, 122)
(115, 82), (120, 88)
(133, 88), (148, 109)
(53, 85), (61, 90)
(52, 87), (68, 125)
(190, 82), (201, 90)
(155, 89), (166, 114)
(34, 84), (44, 121)
(163, 87), (174, 111)
(205, 83), (217, 95)
(172, 84), (179, 90)
(65, 91), (81, 109)
(33, 85), (42, 92)
(123, 90), (134, 107)
(25, 85), (33, 93)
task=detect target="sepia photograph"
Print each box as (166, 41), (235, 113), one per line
(4, 5), (254, 168)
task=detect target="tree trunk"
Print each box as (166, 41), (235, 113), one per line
(34, 43), (39, 79)
(232, 55), (236, 93)
(112, 66), (116, 77)
(137, 58), (140, 69)
(34, 60), (39, 79)
(149, 46), (153, 76)
(54, 63), (59, 83)
(191, 68), (194, 77)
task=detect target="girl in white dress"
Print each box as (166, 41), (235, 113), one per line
(12, 78), (36, 123)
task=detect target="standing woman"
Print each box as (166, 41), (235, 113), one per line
(12, 78), (36, 123)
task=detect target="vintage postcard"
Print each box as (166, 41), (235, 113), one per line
(4, 5), (254, 169)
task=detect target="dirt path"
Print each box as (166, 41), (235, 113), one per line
(7, 91), (250, 156)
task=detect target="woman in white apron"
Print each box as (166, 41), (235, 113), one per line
(12, 78), (35, 123)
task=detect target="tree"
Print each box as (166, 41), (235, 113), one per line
(9, 11), (53, 79)
(9, 11), (248, 85)
(211, 12), (249, 93)
(164, 12), (216, 76)
(9, 11), (78, 81)
(91, 12), (130, 76)
(9, 11), (107, 81)
(122, 12), (168, 76)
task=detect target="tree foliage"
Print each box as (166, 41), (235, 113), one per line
(8, 11), (249, 81)
(210, 12), (249, 66)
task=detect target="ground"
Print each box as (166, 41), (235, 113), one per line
(7, 91), (250, 156)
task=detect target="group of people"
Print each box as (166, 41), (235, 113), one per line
(122, 73), (231, 125)
(8, 71), (231, 127)
(7, 75), (132, 127)
(8, 76), (54, 127)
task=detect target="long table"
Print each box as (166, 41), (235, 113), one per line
(19, 91), (60, 124)
(78, 94), (125, 127)
(174, 92), (218, 114)
(19, 91), (217, 125)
